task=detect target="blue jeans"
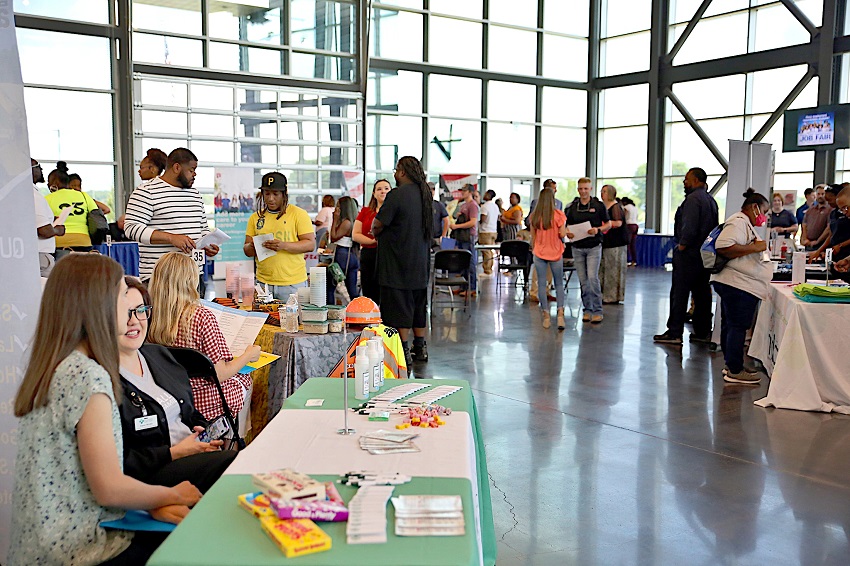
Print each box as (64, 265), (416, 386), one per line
(533, 256), (564, 310)
(267, 281), (305, 302)
(573, 245), (603, 314)
(456, 241), (477, 291)
(712, 281), (760, 374)
(327, 246), (360, 304)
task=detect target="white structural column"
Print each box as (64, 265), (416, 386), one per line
(0, 14), (42, 562)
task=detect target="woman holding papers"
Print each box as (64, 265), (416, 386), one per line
(10, 254), (202, 565)
(147, 253), (261, 420)
(119, 276), (237, 492)
(710, 189), (772, 386)
(565, 178), (611, 323)
(528, 189), (567, 330)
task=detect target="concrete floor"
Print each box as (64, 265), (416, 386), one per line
(414, 268), (850, 566)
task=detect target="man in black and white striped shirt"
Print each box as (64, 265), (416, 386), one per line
(124, 148), (219, 288)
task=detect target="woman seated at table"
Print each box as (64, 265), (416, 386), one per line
(147, 252), (261, 422)
(710, 189), (772, 386)
(768, 193), (798, 236)
(10, 254), (201, 566)
(120, 276), (238, 493)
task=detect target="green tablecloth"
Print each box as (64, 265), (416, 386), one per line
(282, 378), (496, 566)
(148, 475), (478, 566)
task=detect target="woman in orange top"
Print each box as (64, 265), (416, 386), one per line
(528, 189), (567, 330)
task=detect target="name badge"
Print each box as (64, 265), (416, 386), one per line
(191, 249), (206, 268)
(589, 208), (596, 213)
(134, 415), (158, 431)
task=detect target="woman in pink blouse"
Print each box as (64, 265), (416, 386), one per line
(147, 252), (261, 420)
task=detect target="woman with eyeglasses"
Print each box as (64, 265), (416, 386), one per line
(10, 254), (202, 566)
(117, 276), (237, 496)
(146, 253), (261, 422)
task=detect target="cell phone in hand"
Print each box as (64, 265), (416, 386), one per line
(197, 415), (230, 443)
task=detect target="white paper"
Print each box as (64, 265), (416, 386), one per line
(52, 207), (72, 227)
(252, 233), (276, 262)
(195, 228), (231, 250)
(200, 300), (268, 356)
(566, 221), (593, 242)
(792, 251), (806, 285)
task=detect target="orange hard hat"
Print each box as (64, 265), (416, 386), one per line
(345, 296), (381, 325)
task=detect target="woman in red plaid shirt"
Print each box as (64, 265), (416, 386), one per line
(147, 252), (261, 420)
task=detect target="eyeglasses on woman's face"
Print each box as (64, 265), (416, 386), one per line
(127, 305), (152, 322)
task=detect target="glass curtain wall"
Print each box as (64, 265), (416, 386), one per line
(368, 0), (590, 208)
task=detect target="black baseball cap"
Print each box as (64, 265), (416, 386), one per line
(260, 172), (287, 191)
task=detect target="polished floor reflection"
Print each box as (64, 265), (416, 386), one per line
(416, 268), (850, 566)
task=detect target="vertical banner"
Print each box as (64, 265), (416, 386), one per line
(0, 18), (42, 560)
(214, 167), (256, 278)
(439, 174), (478, 199)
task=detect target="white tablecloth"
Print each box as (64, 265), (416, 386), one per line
(751, 283), (850, 413)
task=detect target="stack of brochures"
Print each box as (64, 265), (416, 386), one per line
(392, 495), (465, 537)
(358, 430), (420, 455)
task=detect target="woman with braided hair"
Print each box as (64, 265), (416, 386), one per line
(372, 156), (433, 367)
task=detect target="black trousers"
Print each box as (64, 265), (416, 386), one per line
(666, 248), (713, 338)
(148, 450), (237, 494)
(360, 247), (380, 304)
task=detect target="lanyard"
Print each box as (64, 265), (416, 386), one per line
(130, 392), (148, 417)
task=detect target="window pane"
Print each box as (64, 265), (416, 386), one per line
(544, 1), (589, 36)
(290, 0), (357, 54)
(191, 140), (234, 163)
(191, 114), (235, 138)
(672, 74), (745, 120)
(488, 26), (537, 76)
(750, 115), (814, 172)
(597, 177), (646, 224)
(371, 9), (423, 61)
(141, 80), (188, 107)
(208, 3), (283, 45)
(139, 110), (187, 135)
(133, 33), (203, 67)
(428, 119), (481, 174)
(794, 0), (823, 27)
(541, 127), (586, 176)
(25, 88), (114, 162)
(600, 84), (648, 128)
(603, 0), (651, 37)
(488, 82), (536, 123)
(597, 126), (647, 178)
(290, 53), (355, 81)
(367, 115), (422, 171)
(600, 32), (650, 76)
(669, 0), (748, 25)
(543, 34), (588, 82)
(14, 0), (109, 24)
(750, 65), (810, 115)
(487, 123), (535, 175)
(489, 0), (537, 28)
(368, 70), (422, 114)
(542, 87), (587, 127)
(191, 84), (234, 111)
(239, 118), (277, 140)
(671, 13), (748, 65)
(238, 142), (277, 164)
(429, 17), (482, 69)
(430, 0), (482, 19)
(133, 0), (202, 35)
(17, 29), (111, 90)
(666, 122), (725, 176)
(429, 75), (481, 119)
(380, 0), (421, 8)
(752, 4), (810, 52)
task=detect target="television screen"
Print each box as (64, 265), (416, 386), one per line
(783, 104), (850, 152)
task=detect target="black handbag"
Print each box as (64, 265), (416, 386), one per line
(451, 212), (471, 243)
(87, 208), (109, 245)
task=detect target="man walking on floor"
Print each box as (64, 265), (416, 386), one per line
(654, 167), (718, 346)
(478, 189), (499, 276)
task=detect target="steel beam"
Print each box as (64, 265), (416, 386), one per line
(665, 0), (714, 64)
(645, 0), (669, 231)
(114, 0), (134, 212)
(814, 0), (840, 184)
(778, 0), (818, 36)
(586, 0), (601, 187)
(132, 64), (362, 92)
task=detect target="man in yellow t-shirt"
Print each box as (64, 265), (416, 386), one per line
(244, 172), (316, 301)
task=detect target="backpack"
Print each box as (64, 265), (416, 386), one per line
(700, 224), (728, 273)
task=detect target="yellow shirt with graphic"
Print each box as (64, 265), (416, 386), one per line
(45, 189), (97, 247)
(246, 205), (314, 286)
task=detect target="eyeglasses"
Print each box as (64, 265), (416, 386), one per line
(840, 204), (850, 214)
(128, 305), (153, 322)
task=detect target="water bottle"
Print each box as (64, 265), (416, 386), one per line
(368, 337), (384, 390)
(354, 345), (370, 400)
(367, 339), (382, 393)
(284, 294), (299, 333)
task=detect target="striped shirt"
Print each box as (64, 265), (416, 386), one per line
(124, 177), (209, 280)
